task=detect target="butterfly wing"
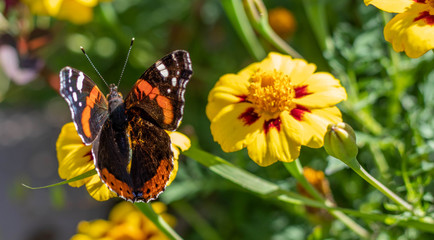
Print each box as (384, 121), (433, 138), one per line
(125, 50), (192, 131)
(128, 107), (173, 202)
(59, 67), (109, 144)
(92, 117), (136, 200)
(93, 107), (173, 202)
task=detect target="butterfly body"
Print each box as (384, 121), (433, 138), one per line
(59, 50), (192, 202)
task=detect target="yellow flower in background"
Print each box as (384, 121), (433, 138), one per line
(206, 52), (346, 166)
(56, 122), (190, 201)
(21, 0), (110, 24)
(365, 0), (434, 58)
(71, 201), (175, 240)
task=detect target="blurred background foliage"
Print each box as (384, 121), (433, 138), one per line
(0, 0), (433, 239)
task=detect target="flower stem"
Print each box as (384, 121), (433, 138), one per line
(284, 160), (370, 239)
(345, 158), (414, 212)
(244, 0), (302, 58)
(221, 0), (266, 60)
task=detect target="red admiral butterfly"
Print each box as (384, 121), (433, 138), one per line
(59, 43), (192, 202)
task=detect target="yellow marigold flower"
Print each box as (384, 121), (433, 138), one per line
(365, 0), (434, 58)
(71, 201), (173, 240)
(56, 122), (190, 201)
(21, 0), (110, 25)
(206, 52), (347, 166)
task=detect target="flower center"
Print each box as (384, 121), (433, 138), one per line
(247, 69), (295, 115)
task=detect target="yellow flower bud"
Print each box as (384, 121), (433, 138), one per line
(324, 122), (358, 163)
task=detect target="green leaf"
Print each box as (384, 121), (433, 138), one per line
(135, 202), (183, 240)
(22, 169), (97, 190)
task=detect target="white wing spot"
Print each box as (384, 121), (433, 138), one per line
(69, 86), (73, 92)
(167, 88), (171, 93)
(77, 72), (84, 92)
(171, 77), (177, 86)
(68, 68), (73, 78)
(73, 92), (78, 102)
(157, 63), (169, 78)
(79, 102), (82, 107)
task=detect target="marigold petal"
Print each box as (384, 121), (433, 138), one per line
(209, 103), (262, 152)
(75, 220), (112, 238)
(237, 62), (261, 78)
(246, 117), (301, 166)
(43, 0), (63, 15)
(57, 0), (94, 24)
(56, 122), (94, 187)
(85, 174), (116, 201)
(75, 0), (98, 7)
(384, 4), (434, 58)
(167, 159), (178, 187)
(206, 74), (250, 119)
(262, 53), (317, 85)
(364, 0), (415, 13)
(166, 131), (190, 185)
(109, 201), (136, 222)
(168, 131), (191, 153)
(293, 73), (347, 108)
(297, 107), (343, 148)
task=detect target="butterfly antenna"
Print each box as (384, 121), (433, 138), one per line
(80, 46), (109, 88)
(117, 38), (135, 87)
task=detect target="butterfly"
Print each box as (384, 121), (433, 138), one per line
(59, 48), (192, 202)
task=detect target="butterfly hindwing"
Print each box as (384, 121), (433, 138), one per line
(93, 117), (136, 200)
(128, 107), (173, 202)
(93, 107), (174, 202)
(59, 67), (108, 144)
(125, 50), (192, 131)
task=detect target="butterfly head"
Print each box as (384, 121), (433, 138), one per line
(107, 83), (124, 112)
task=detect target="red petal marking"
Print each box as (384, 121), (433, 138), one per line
(263, 117), (281, 134)
(238, 107), (260, 126)
(291, 105), (311, 121)
(414, 11), (434, 25)
(237, 95), (249, 103)
(413, 0), (426, 3)
(294, 85), (311, 98)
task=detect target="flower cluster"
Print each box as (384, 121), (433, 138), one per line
(71, 201), (174, 240)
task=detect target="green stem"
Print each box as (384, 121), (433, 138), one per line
(244, 0), (302, 58)
(221, 0), (266, 60)
(135, 202), (183, 240)
(346, 158), (414, 212)
(182, 147), (434, 232)
(283, 160), (370, 239)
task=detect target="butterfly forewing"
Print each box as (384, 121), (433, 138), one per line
(125, 50), (192, 131)
(59, 67), (108, 144)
